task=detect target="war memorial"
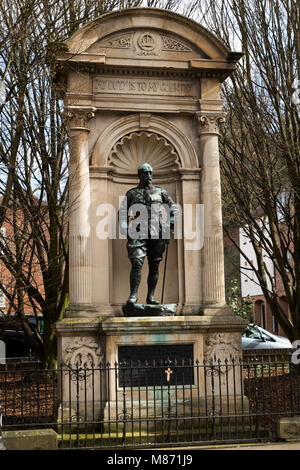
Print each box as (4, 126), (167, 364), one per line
(54, 7), (248, 432)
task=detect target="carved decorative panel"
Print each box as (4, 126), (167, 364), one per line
(205, 333), (240, 365)
(161, 35), (192, 52)
(108, 131), (180, 172)
(100, 33), (133, 49)
(64, 337), (105, 368)
(94, 30), (203, 58)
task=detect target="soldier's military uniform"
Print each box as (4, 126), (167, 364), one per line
(119, 172), (178, 305)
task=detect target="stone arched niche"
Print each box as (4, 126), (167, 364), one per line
(90, 115), (190, 308)
(90, 113), (198, 171)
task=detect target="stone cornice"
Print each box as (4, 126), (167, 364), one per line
(102, 314), (247, 336)
(57, 61), (229, 81)
(55, 317), (104, 336)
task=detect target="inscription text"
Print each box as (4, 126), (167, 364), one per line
(93, 77), (196, 97)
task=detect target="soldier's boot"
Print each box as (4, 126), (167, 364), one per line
(127, 258), (143, 304)
(146, 261), (160, 305)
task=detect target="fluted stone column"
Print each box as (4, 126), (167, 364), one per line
(66, 108), (96, 317)
(197, 111), (227, 312)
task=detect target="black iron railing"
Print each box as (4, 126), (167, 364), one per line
(0, 356), (299, 449)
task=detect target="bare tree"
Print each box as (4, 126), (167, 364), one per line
(198, 0), (300, 341)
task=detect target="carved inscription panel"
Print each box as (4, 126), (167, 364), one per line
(93, 76), (198, 98)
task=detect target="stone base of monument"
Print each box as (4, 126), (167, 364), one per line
(102, 313), (247, 367)
(102, 396), (252, 440)
(56, 310), (249, 440)
(101, 313), (250, 438)
(56, 402), (105, 434)
(122, 303), (178, 317)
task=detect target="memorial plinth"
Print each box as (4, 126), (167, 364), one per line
(122, 303), (178, 317)
(54, 7), (246, 427)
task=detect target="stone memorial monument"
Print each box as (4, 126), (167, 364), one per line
(55, 8), (247, 427)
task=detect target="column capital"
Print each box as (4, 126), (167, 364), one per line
(65, 107), (96, 131)
(196, 111), (226, 136)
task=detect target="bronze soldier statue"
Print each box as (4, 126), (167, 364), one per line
(119, 163), (178, 305)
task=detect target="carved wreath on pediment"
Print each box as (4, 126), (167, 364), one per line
(205, 333), (240, 364)
(137, 32), (156, 55)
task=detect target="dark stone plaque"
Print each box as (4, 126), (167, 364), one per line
(118, 344), (194, 387)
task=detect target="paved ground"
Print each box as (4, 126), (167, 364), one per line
(155, 440), (300, 451)
(209, 441), (300, 450)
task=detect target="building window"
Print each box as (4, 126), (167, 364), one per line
(261, 303), (266, 329)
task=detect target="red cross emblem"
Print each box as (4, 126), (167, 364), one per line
(165, 367), (173, 382)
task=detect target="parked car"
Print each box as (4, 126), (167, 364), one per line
(0, 315), (43, 358)
(242, 324), (292, 349)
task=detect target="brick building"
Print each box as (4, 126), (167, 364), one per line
(223, 225), (291, 338)
(0, 209), (45, 318)
(239, 227), (290, 337)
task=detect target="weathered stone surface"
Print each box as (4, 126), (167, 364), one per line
(2, 429), (58, 450)
(54, 9), (245, 418)
(122, 303), (177, 317)
(104, 395), (250, 433)
(276, 417), (300, 440)
(102, 313), (247, 335)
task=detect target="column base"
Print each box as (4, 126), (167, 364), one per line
(65, 303), (116, 318)
(179, 303), (245, 318)
(201, 303), (235, 316)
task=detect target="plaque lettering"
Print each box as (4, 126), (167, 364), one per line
(93, 77), (196, 98)
(118, 344), (194, 387)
